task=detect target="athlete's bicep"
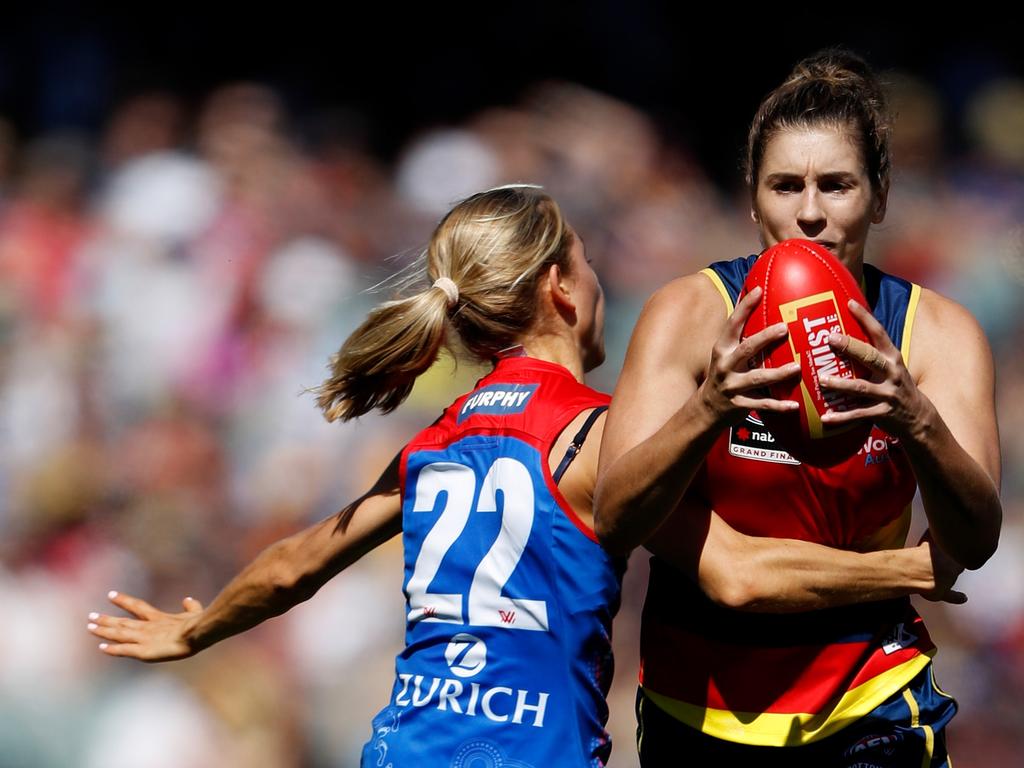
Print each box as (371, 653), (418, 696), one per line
(912, 291), (1001, 487)
(599, 274), (725, 475)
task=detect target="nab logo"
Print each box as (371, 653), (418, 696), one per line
(445, 633), (488, 678)
(728, 411), (800, 465)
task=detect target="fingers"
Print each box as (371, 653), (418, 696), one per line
(88, 622), (141, 644)
(942, 590), (968, 605)
(98, 642), (147, 659)
(845, 300), (898, 354)
(819, 373), (890, 399)
(820, 403), (889, 426)
(107, 590), (158, 620)
(725, 286), (763, 343)
(182, 596), (204, 613)
(732, 395), (800, 413)
(830, 334), (889, 374)
(732, 323), (790, 369)
(737, 362), (801, 390)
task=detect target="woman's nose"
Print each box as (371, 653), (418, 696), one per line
(797, 188), (826, 233)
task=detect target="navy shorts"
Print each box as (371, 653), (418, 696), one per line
(636, 664), (957, 767)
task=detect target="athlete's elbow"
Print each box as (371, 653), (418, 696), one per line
(703, 573), (761, 611)
(263, 540), (312, 600)
(593, 499), (635, 557)
(961, 536), (999, 571)
(958, 515), (1001, 571)
(594, 517), (635, 558)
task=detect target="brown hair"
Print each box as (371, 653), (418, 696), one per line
(315, 185), (575, 421)
(746, 48), (893, 194)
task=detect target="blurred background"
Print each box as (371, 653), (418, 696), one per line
(0, 7), (1021, 767)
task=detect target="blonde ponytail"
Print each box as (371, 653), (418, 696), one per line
(316, 184), (574, 421)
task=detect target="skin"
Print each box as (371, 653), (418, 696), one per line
(88, 198), (973, 662)
(84, 227), (613, 660)
(595, 124), (999, 589)
(756, 126), (1001, 569)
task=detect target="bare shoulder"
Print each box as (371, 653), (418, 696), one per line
(628, 271), (730, 375)
(642, 271), (731, 328)
(909, 288), (993, 381)
(550, 407), (608, 531)
(601, 271), (727, 471)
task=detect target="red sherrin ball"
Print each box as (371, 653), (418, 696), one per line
(740, 239), (872, 467)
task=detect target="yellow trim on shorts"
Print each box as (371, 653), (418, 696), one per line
(700, 268), (735, 315)
(900, 282), (922, 365)
(901, 686), (935, 767)
(641, 652), (933, 747)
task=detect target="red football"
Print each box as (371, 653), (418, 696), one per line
(740, 239), (872, 467)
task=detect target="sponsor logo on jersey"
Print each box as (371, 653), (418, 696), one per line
(457, 384), (538, 423)
(728, 411), (800, 465)
(393, 634), (550, 728)
(394, 673), (550, 728)
(858, 432), (901, 467)
(445, 634), (487, 678)
(844, 732), (904, 758)
(881, 622), (918, 655)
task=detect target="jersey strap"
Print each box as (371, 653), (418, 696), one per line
(552, 405), (608, 484)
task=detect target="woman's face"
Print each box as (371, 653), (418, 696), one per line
(567, 230), (606, 372)
(752, 124), (887, 275)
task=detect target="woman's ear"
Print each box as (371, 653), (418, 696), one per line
(547, 262), (577, 316)
(872, 183), (889, 224)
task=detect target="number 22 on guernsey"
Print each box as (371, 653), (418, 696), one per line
(406, 458), (549, 631)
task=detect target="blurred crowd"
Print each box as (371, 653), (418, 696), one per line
(0, 73), (1022, 767)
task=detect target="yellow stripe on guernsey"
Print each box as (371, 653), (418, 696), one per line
(901, 686), (935, 767)
(701, 267), (735, 315)
(900, 283), (922, 364)
(641, 652), (933, 747)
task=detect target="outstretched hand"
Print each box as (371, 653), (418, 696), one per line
(87, 591), (204, 662)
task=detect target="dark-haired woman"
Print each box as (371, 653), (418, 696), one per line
(596, 51), (1001, 766)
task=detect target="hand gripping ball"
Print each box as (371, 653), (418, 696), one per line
(740, 239), (873, 467)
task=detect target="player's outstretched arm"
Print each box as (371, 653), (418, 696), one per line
(594, 276), (799, 556)
(820, 295), (1001, 569)
(87, 454), (404, 661)
(648, 499), (966, 613)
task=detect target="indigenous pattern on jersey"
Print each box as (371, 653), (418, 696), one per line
(639, 255), (931, 747)
(363, 356), (623, 768)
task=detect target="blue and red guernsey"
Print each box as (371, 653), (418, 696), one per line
(639, 255), (930, 747)
(363, 356), (623, 768)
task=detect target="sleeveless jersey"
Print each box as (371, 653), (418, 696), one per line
(639, 255), (932, 747)
(363, 356), (624, 768)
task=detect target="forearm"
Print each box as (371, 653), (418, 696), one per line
(595, 387), (722, 555)
(715, 538), (938, 613)
(904, 402), (1001, 569)
(183, 534), (317, 653)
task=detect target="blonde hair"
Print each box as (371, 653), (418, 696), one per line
(315, 185), (575, 421)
